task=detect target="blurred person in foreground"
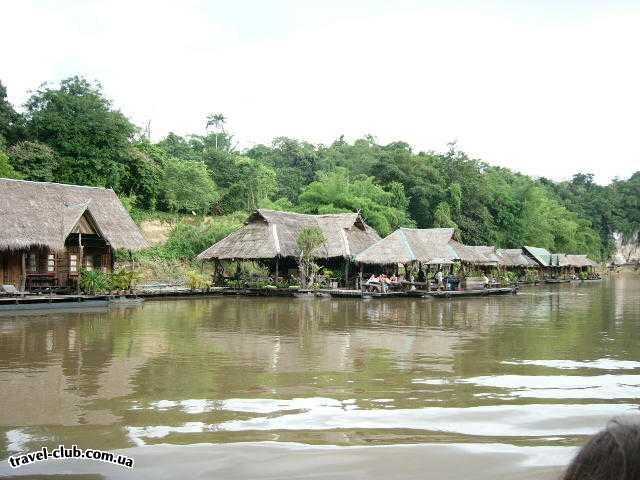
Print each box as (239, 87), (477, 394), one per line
(562, 416), (640, 480)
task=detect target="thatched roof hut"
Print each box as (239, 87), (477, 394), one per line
(355, 228), (460, 265)
(452, 244), (500, 266)
(496, 248), (539, 267)
(565, 254), (598, 268)
(0, 178), (148, 251)
(197, 209), (381, 261)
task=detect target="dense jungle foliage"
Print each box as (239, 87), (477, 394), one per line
(1, 76), (638, 261)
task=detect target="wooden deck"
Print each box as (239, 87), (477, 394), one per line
(0, 281), (582, 312)
(0, 294), (112, 311)
(0, 294), (147, 312)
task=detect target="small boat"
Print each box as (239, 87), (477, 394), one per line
(429, 287), (517, 299)
(545, 279), (571, 284)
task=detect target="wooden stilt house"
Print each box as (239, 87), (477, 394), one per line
(0, 179), (148, 291)
(196, 209), (381, 286)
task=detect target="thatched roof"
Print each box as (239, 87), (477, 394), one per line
(550, 253), (571, 267)
(355, 228), (460, 265)
(452, 244), (500, 265)
(565, 254), (598, 268)
(0, 178), (149, 251)
(496, 248), (539, 267)
(197, 209), (381, 261)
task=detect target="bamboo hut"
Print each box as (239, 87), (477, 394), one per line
(196, 209), (381, 285)
(0, 178), (148, 291)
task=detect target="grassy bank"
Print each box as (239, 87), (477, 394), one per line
(119, 211), (246, 284)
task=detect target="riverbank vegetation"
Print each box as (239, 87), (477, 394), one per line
(2, 76), (639, 270)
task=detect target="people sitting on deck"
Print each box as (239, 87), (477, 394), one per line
(482, 274), (490, 288)
(366, 274), (384, 293)
(379, 274), (391, 292)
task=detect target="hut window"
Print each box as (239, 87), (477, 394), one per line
(28, 253), (37, 273)
(85, 256), (93, 271)
(47, 254), (55, 272)
(69, 254), (78, 273)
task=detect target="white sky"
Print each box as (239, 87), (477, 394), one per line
(1, 0), (639, 184)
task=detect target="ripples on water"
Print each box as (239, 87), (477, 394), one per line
(0, 275), (639, 467)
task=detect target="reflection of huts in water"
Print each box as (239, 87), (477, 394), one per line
(0, 179), (148, 292)
(197, 209), (381, 286)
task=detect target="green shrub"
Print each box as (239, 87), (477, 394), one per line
(111, 269), (142, 291)
(186, 270), (211, 290)
(79, 269), (111, 294)
(134, 212), (245, 262)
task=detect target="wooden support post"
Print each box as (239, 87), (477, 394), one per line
(77, 232), (83, 295)
(20, 251), (26, 292)
(275, 257), (279, 280)
(212, 259), (219, 286)
(359, 263), (364, 293)
(344, 261), (349, 288)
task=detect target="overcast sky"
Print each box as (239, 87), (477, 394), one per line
(2, 0), (639, 184)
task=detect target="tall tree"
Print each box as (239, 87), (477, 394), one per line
(298, 168), (414, 236)
(8, 141), (60, 182)
(24, 76), (137, 188)
(206, 112), (227, 149)
(0, 80), (25, 145)
(0, 147), (21, 179)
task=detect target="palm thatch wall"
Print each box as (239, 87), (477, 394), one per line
(0, 178), (149, 251)
(197, 209), (381, 261)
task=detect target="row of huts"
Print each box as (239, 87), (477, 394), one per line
(0, 177), (598, 292)
(196, 209), (599, 286)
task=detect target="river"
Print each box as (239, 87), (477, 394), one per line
(1, 274), (639, 479)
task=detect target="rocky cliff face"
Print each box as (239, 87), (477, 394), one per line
(613, 232), (640, 264)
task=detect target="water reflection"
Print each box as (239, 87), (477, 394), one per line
(0, 276), (639, 458)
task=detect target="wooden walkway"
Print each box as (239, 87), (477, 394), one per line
(0, 284), (526, 312)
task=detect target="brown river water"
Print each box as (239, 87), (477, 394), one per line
(1, 274), (639, 479)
